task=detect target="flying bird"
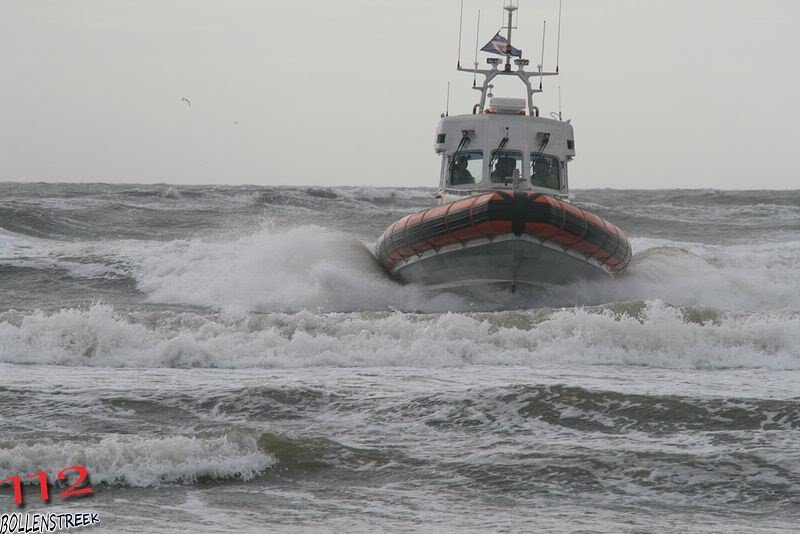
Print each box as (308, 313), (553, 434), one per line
(181, 97), (191, 108)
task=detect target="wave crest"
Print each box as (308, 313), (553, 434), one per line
(0, 432), (273, 488)
(1, 301), (799, 370)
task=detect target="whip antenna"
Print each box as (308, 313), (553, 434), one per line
(539, 21), (547, 90)
(558, 86), (563, 120)
(473, 10), (481, 87)
(556, 0), (562, 73)
(446, 82), (451, 117)
(457, 0), (465, 68)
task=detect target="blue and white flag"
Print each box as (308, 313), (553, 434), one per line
(481, 32), (522, 58)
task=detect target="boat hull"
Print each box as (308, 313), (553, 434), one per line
(375, 191), (632, 289)
(390, 236), (609, 289)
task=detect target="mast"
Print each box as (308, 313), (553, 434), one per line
(504, 4), (516, 72)
(456, 2), (558, 117)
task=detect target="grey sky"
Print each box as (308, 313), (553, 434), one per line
(1, 0), (798, 188)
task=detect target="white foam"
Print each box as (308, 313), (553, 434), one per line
(7, 209), (800, 314)
(1, 301), (798, 370)
(334, 186), (434, 203)
(133, 223), (466, 313)
(0, 433), (273, 487)
(160, 186), (182, 199)
(541, 238), (800, 313)
(120, 220), (800, 313)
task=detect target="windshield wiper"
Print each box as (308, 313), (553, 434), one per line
(489, 136), (509, 167)
(530, 133), (551, 167)
(448, 131), (472, 175)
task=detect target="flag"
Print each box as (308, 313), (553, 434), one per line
(481, 32), (522, 58)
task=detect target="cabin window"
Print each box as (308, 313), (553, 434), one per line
(449, 151), (483, 186)
(530, 154), (561, 190)
(489, 151), (522, 184)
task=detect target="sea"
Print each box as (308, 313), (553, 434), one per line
(0, 183), (799, 533)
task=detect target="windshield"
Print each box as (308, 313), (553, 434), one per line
(449, 151), (483, 186)
(489, 151), (522, 184)
(530, 154), (561, 190)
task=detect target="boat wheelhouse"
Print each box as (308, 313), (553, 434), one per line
(436, 3), (573, 201)
(435, 98), (574, 200)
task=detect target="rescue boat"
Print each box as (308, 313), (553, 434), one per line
(376, 2), (632, 291)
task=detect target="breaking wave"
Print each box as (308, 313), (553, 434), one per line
(0, 433), (273, 488)
(132, 224), (466, 313)
(96, 225), (800, 314)
(1, 300), (798, 369)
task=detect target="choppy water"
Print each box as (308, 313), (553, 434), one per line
(1, 183), (799, 532)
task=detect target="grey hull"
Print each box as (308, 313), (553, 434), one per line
(392, 235), (610, 289)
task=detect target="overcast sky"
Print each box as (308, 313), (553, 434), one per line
(1, 0), (798, 189)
